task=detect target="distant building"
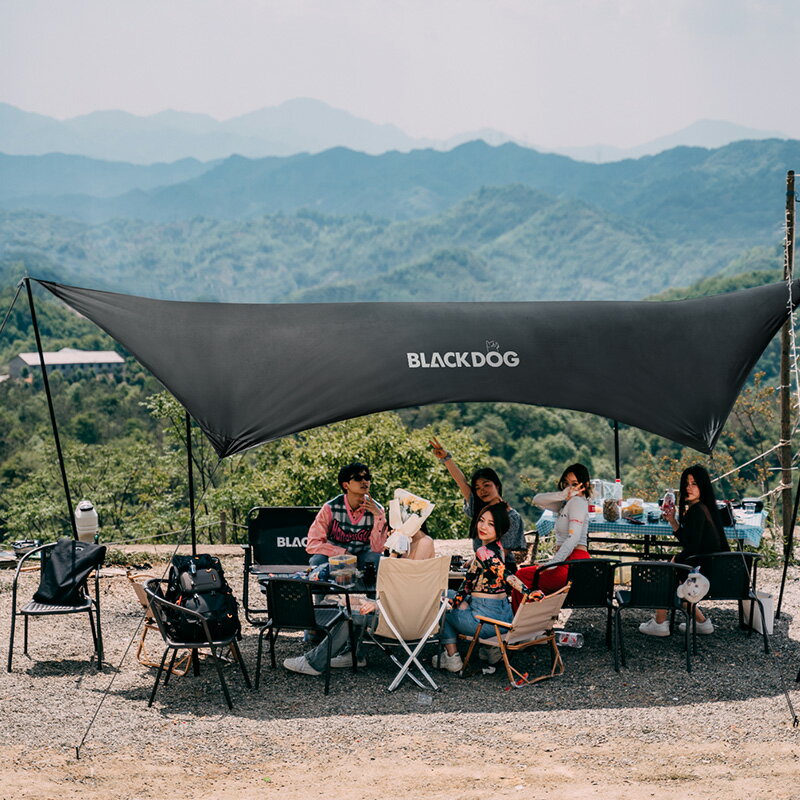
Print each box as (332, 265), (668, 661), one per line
(9, 348), (125, 379)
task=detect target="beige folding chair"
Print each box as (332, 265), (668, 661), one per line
(128, 573), (191, 676)
(365, 556), (450, 691)
(461, 584), (570, 688)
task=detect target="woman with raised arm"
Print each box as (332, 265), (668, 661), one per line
(429, 436), (526, 570)
(639, 464), (729, 637)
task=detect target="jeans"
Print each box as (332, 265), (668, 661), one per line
(440, 593), (513, 645)
(305, 609), (377, 672)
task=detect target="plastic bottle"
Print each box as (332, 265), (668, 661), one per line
(613, 478), (623, 515)
(555, 631), (584, 648)
(74, 500), (99, 543)
(662, 489), (676, 521)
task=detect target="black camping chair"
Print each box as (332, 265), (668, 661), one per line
(684, 551), (769, 654)
(241, 506), (320, 624)
(143, 578), (251, 710)
(8, 539), (105, 672)
(256, 576), (356, 696)
(613, 561), (693, 673)
(532, 558), (619, 648)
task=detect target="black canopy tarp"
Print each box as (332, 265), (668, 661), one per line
(37, 279), (800, 457)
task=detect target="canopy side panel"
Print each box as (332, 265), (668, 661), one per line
(37, 279), (800, 456)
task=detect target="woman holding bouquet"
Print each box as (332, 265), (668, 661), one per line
(429, 436), (526, 569)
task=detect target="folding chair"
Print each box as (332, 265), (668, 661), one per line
(8, 539), (105, 672)
(241, 506), (320, 624)
(128, 573), (191, 676)
(364, 556), (450, 691)
(460, 584), (570, 688)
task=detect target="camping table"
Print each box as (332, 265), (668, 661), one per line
(536, 510), (765, 559)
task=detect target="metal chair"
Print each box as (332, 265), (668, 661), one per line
(532, 558), (619, 648)
(685, 551), (770, 654)
(8, 540), (105, 672)
(256, 577), (356, 695)
(613, 561), (693, 673)
(143, 578), (251, 710)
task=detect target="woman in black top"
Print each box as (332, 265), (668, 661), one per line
(639, 465), (729, 636)
(670, 466), (730, 562)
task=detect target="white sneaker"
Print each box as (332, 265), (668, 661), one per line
(283, 655), (322, 676)
(329, 652), (367, 668)
(638, 618), (671, 637)
(679, 619), (714, 634)
(478, 646), (503, 665)
(431, 651), (463, 672)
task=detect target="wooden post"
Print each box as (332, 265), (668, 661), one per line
(219, 511), (228, 544)
(781, 170), (795, 571)
(778, 171), (796, 618)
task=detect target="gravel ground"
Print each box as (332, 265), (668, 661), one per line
(1, 541), (800, 800)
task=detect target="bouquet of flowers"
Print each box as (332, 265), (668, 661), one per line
(385, 489), (435, 555)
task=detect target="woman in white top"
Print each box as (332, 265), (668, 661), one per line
(514, 463), (592, 599)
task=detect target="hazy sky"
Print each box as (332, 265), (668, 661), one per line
(2, 0), (798, 147)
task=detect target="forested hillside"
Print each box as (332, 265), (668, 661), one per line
(0, 191), (784, 304)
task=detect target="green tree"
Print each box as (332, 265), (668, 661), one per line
(209, 412), (492, 539)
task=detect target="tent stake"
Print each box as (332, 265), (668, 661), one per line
(186, 410), (197, 556)
(25, 278), (78, 540)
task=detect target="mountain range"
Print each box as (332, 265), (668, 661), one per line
(1, 138), (796, 248)
(0, 99), (788, 164)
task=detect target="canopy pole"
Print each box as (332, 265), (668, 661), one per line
(778, 170), (796, 617)
(25, 278), (79, 540)
(613, 420), (620, 481)
(186, 410), (197, 556)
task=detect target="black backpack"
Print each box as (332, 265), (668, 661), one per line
(165, 554), (241, 643)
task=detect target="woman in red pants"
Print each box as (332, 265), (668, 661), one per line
(512, 464), (592, 609)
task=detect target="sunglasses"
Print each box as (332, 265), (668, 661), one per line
(349, 473), (372, 482)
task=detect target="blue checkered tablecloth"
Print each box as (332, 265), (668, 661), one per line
(536, 511), (764, 548)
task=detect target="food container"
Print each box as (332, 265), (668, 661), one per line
(329, 553), (357, 571)
(603, 499), (619, 522)
(331, 567), (358, 588)
(622, 499), (644, 519)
